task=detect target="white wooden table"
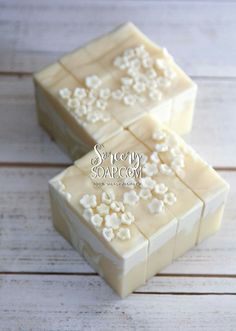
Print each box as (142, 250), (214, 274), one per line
(0, 1), (236, 330)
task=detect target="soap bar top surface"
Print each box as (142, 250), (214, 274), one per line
(35, 22), (196, 133)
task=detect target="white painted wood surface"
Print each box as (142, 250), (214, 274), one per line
(0, 1), (235, 330)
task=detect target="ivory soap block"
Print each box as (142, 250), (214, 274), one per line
(34, 22), (197, 161)
(48, 118), (229, 297)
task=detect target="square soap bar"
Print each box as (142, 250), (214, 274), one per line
(49, 116), (229, 297)
(34, 22), (197, 161)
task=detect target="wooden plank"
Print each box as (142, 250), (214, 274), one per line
(0, 274), (235, 331)
(0, 167), (234, 275)
(0, 75), (235, 167)
(0, 1), (236, 76)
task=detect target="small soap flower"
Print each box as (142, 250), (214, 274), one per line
(134, 44), (146, 57)
(82, 208), (94, 222)
(140, 177), (156, 190)
(130, 58), (141, 70)
(73, 87), (87, 100)
(85, 75), (102, 89)
(148, 90), (162, 101)
(171, 157), (185, 170)
(142, 56), (153, 68)
(139, 188), (152, 200)
(163, 67), (176, 80)
(123, 94), (136, 106)
(163, 192), (177, 206)
(142, 162), (158, 177)
(150, 151), (161, 164)
(111, 201), (125, 213)
(148, 198), (164, 214)
(59, 88), (71, 100)
(113, 56), (127, 70)
(157, 77), (171, 88)
(96, 99), (107, 110)
(99, 88), (111, 100)
(121, 77), (133, 86)
(86, 112), (101, 124)
(123, 177), (136, 189)
(67, 98), (79, 110)
(117, 227), (131, 241)
(140, 153), (148, 165)
(133, 82), (146, 94)
(97, 203), (110, 216)
(152, 130), (166, 141)
(121, 211), (135, 225)
(146, 68), (157, 79)
(111, 89), (124, 101)
(80, 194), (97, 208)
(159, 164), (174, 176)
(155, 143), (168, 153)
(102, 190), (116, 205)
(105, 213), (121, 230)
(123, 190), (140, 206)
(91, 214), (103, 228)
(155, 183), (168, 195)
(123, 48), (135, 59)
(102, 227), (115, 242)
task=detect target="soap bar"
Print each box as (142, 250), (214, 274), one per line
(34, 22), (197, 161)
(49, 116), (229, 297)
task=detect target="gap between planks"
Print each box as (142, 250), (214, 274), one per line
(0, 162), (235, 172)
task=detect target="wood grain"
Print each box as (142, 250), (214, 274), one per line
(0, 1), (236, 77)
(0, 274), (235, 331)
(0, 167), (234, 275)
(0, 75), (235, 167)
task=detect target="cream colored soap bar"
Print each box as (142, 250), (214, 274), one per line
(49, 117), (228, 297)
(34, 22), (197, 161)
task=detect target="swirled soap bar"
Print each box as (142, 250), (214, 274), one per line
(34, 22), (197, 161)
(49, 115), (229, 297)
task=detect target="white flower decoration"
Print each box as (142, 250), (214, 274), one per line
(80, 194), (97, 208)
(140, 177), (156, 190)
(140, 153), (148, 165)
(99, 88), (111, 100)
(164, 67), (176, 80)
(123, 177), (136, 189)
(91, 214), (103, 228)
(86, 112), (102, 124)
(171, 157), (185, 169)
(123, 48), (135, 59)
(96, 99), (107, 111)
(149, 89), (162, 101)
(159, 164), (174, 176)
(102, 190), (115, 205)
(97, 203), (109, 216)
(102, 227), (115, 242)
(142, 162), (158, 176)
(121, 212), (135, 225)
(155, 143), (168, 152)
(146, 68), (157, 79)
(111, 89), (124, 100)
(123, 190), (140, 206)
(148, 198), (164, 214)
(85, 75), (102, 89)
(152, 130), (166, 141)
(155, 183), (168, 195)
(82, 208), (94, 222)
(59, 88), (71, 100)
(164, 192), (177, 206)
(105, 213), (121, 230)
(121, 77), (133, 86)
(67, 98), (79, 110)
(150, 151), (161, 164)
(139, 188), (152, 200)
(113, 56), (127, 70)
(133, 82), (146, 94)
(117, 227), (131, 241)
(142, 56), (153, 68)
(73, 87), (87, 100)
(123, 94), (136, 106)
(110, 201), (125, 213)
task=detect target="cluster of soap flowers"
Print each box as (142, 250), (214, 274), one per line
(58, 44), (176, 125)
(80, 190), (135, 242)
